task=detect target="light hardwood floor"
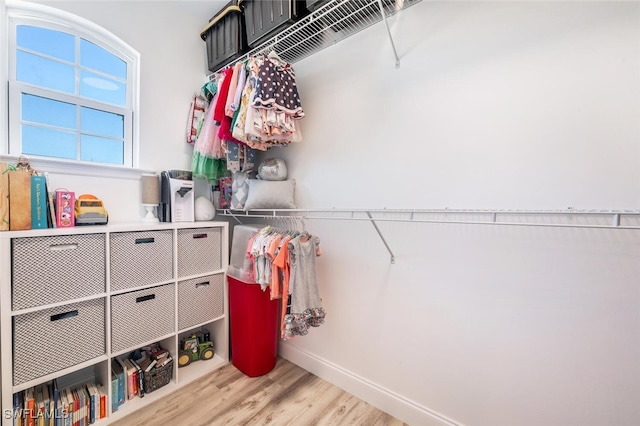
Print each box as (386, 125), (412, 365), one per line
(111, 357), (407, 426)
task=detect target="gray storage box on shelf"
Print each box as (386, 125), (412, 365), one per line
(110, 284), (175, 353)
(177, 227), (222, 278)
(178, 274), (225, 331)
(13, 298), (106, 385)
(12, 234), (106, 310)
(200, 1), (248, 72)
(110, 230), (173, 292)
(243, 0), (308, 48)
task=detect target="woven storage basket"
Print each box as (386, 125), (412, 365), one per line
(144, 360), (173, 393)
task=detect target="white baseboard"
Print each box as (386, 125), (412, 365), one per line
(278, 343), (460, 426)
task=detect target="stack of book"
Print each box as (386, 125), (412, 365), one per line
(111, 343), (173, 408)
(12, 379), (107, 426)
(0, 164), (74, 231)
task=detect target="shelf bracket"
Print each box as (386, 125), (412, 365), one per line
(377, 0), (400, 68)
(366, 211), (396, 264)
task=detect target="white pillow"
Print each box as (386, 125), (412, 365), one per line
(244, 179), (296, 210)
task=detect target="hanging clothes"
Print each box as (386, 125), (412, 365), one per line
(282, 233), (325, 339)
(191, 84), (227, 181)
(252, 51), (305, 119)
(245, 226), (325, 340)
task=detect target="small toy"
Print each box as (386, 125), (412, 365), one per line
(74, 194), (108, 225)
(177, 331), (214, 367)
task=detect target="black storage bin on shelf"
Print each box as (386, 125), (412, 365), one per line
(243, 0), (308, 48)
(144, 359), (173, 393)
(200, 1), (248, 72)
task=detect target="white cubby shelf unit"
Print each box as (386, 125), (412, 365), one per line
(0, 221), (229, 425)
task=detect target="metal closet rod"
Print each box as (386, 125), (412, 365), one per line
(219, 208), (640, 264)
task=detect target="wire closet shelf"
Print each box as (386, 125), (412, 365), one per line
(209, 0), (421, 76)
(219, 208), (640, 263)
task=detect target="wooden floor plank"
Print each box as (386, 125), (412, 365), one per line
(111, 358), (408, 426)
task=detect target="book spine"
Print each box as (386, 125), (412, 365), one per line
(115, 358), (128, 403)
(97, 386), (106, 420)
(125, 362), (135, 399)
(51, 380), (58, 426)
(55, 191), (74, 228)
(110, 373), (118, 413)
(8, 171), (32, 230)
(87, 384), (95, 425)
(30, 175), (47, 228)
(130, 359), (145, 398)
(26, 388), (35, 426)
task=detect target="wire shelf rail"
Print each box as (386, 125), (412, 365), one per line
(219, 208), (640, 263)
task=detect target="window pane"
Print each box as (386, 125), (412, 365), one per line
(17, 51), (75, 93)
(81, 107), (124, 138)
(80, 39), (126, 79)
(81, 135), (124, 164)
(22, 125), (77, 159)
(22, 94), (76, 130)
(17, 25), (74, 62)
(80, 70), (126, 106)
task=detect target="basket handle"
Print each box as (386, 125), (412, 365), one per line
(136, 294), (156, 303)
(135, 237), (155, 244)
(51, 310), (78, 321)
(195, 281), (210, 288)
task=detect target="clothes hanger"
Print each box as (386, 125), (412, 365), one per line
(267, 49), (286, 67)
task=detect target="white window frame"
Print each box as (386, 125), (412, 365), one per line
(3, 0), (143, 178)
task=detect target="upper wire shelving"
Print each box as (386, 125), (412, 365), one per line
(210, 0), (422, 75)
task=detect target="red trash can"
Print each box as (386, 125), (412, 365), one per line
(227, 225), (280, 377)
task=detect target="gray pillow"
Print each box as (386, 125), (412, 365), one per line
(231, 171), (250, 210)
(244, 179), (296, 210)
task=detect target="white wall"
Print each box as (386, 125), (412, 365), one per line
(9, 0), (226, 222)
(4, 1), (639, 425)
(271, 1), (640, 425)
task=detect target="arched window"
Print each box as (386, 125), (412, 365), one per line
(6, 1), (139, 169)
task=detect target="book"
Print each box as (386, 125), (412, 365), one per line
(114, 358), (129, 401)
(41, 383), (50, 426)
(151, 348), (169, 361)
(13, 391), (23, 426)
(109, 369), (118, 413)
(85, 384), (96, 425)
(111, 359), (125, 406)
(160, 356), (173, 367)
(54, 190), (74, 228)
(51, 379), (60, 426)
(70, 388), (78, 426)
(96, 385), (106, 420)
(137, 357), (152, 372)
(30, 175), (47, 229)
(129, 358), (145, 398)
(8, 171), (31, 230)
(63, 388), (73, 426)
(0, 162), (9, 231)
(144, 359), (157, 372)
(122, 359), (137, 399)
(60, 390), (68, 426)
(24, 387), (35, 426)
(81, 385), (90, 426)
(35, 385), (43, 426)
